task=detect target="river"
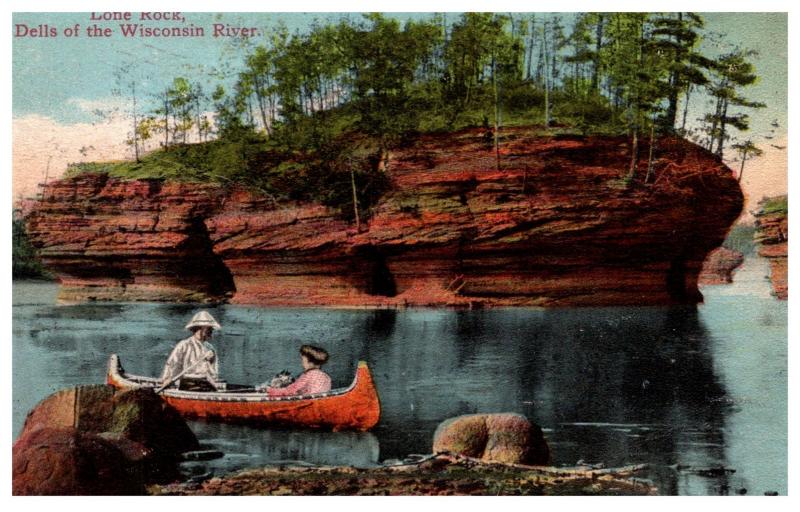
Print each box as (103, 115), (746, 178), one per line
(12, 255), (786, 495)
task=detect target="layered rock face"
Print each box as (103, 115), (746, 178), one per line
(754, 196), (788, 300)
(26, 129), (743, 307)
(27, 175), (233, 303)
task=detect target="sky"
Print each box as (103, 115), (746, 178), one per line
(11, 12), (788, 218)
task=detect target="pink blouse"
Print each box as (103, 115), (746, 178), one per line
(267, 368), (332, 397)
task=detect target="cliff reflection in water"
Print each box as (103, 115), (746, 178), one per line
(13, 277), (786, 495)
(356, 308), (727, 472)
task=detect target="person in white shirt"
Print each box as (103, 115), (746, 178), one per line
(160, 310), (223, 391)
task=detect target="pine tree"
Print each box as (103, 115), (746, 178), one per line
(703, 49), (765, 157)
(731, 139), (763, 183)
(650, 13), (712, 131)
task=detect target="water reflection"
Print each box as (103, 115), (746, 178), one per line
(12, 270), (787, 495)
(183, 422), (380, 476)
(362, 306), (730, 489)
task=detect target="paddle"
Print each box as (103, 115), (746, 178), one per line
(155, 351), (214, 394)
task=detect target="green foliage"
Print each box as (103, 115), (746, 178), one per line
(649, 12), (711, 130)
(701, 49), (766, 156)
(66, 133), (268, 183)
(722, 224), (756, 255)
(12, 215), (52, 280)
(66, 133), (390, 221)
(90, 11), (767, 211)
(760, 195), (788, 216)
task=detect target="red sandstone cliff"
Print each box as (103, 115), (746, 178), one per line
(25, 129), (743, 307)
(754, 196), (788, 300)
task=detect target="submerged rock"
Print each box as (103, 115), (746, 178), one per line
(13, 384), (198, 495)
(432, 413), (550, 465)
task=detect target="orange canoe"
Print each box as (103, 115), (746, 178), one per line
(106, 354), (381, 431)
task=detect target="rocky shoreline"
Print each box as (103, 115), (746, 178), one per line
(14, 386), (655, 496)
(151, 454), (656, 496)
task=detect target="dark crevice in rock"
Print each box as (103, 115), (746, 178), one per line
(359, 245), (397, 297)
(185, 217), (236, 298)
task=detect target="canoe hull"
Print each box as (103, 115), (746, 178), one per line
(106, 355), (380, 431)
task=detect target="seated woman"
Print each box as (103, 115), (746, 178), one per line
(267, 345), (331, 397)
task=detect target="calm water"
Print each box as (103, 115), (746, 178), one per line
(12, 256), (787, 495)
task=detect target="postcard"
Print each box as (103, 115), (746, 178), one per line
(9, 6), (790, 497)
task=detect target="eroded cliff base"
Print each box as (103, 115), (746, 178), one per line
(26, 129), (743, 307)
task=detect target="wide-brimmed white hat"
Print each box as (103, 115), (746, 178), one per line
(185, 310), (221, 331)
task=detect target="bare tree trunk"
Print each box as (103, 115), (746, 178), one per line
(716, 98), (729, 157)
(738, 155), (747, 182)
(132, 83), (139, 162)
(195, 93), (202, 143)
(254, 76), (269, 133)
(645, 121), (656, 183)
(628, 124), (639, 180)
(591, 14), (604, 92)
(708, 96), (721, 152)
(681, 84), (692, 133)
(492, 51), (501, 171)
(41, 156), (52, 203)
(665, 12), (683, 130)
(350, 166), (361, 231)
(525, 15), (535, 80)
(163, 94), (170, 148)
(542, 22), (550, 127)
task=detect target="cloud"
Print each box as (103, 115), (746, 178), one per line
(12, 113), (136, 201)
(12, 103), (216, 201)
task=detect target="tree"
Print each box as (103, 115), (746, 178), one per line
(703, 49), (765, 157)
(731, 139), (763, 183)
(650, 13), (712, 131)
(603, 13), (670, 179)
(105, 63), (149, 161)
(344, 14), (439, 149)
(167, 77), (197, 144)
(133, 116), (161, 151)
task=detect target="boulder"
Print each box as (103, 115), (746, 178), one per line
(14, 384), (198, 494)
(12, 427), (145, 495)
(432, 413), (549, 465)
(108, 387), (199, 457)
(698, 247), (744, 285)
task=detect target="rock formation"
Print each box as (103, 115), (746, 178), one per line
(26, 129), (743, 307)
(754, 196), (787, 300)
(13, 384), (198, 495)
(698, 246), (745, 285)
